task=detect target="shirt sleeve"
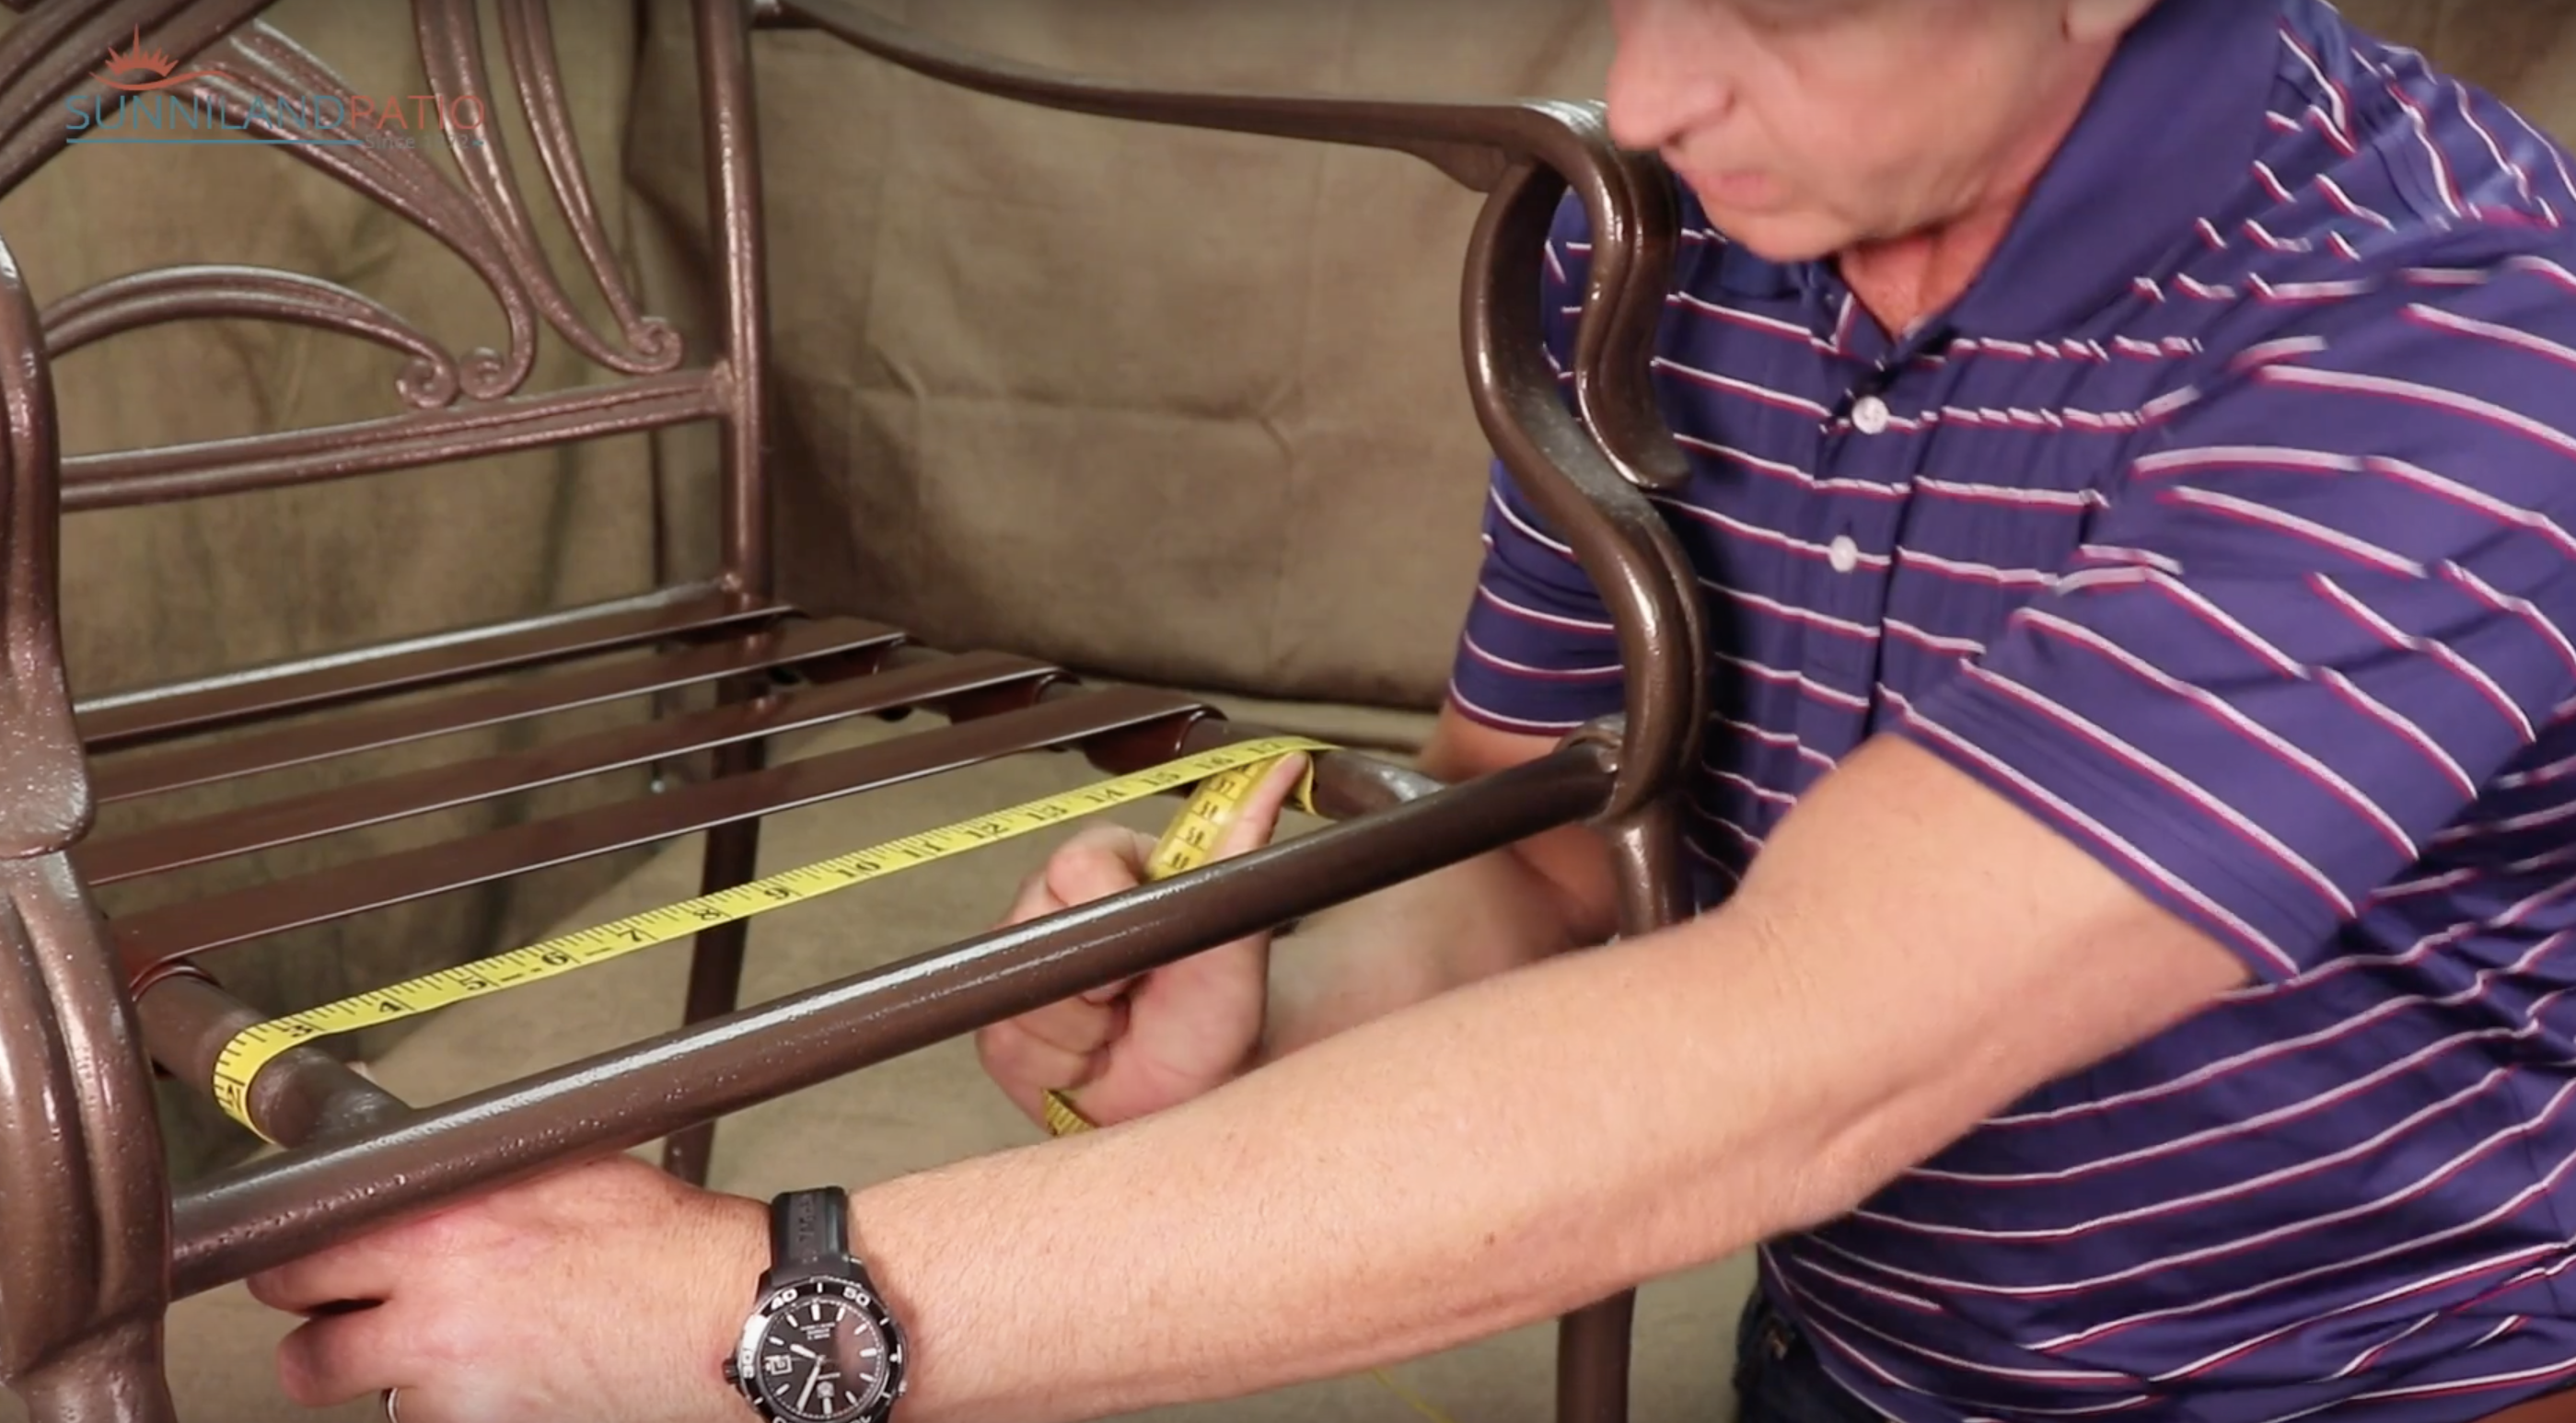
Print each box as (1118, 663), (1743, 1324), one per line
(1897, 260), (2576, 981)
(1445, 192), (1630, 736)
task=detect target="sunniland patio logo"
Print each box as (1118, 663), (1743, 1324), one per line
(63, 27), (488, 149)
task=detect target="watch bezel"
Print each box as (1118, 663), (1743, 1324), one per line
(729, 1273), (910, 1423)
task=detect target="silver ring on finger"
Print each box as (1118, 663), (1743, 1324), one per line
(383, 1388), (402, 1423)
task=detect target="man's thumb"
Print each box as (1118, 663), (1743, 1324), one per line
(1212, 754), (1308, 859)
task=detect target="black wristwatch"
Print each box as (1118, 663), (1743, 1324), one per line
(724, 1187), (911, 1422)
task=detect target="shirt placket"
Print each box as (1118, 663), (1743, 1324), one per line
(1797, 349), (1915, 768)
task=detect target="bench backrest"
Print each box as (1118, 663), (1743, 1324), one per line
(0, 0), (776, 597)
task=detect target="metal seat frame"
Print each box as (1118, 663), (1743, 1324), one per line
(0, 3), (1709, 1420)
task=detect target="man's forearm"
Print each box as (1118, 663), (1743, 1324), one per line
(841, 908), (1868, 1423)
(1258, 842), (1600, 1062)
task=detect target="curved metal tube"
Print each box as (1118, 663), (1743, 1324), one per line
(1465, 156), (1710, 820)
(138, 971), (412, 1147)
(41, 265), (468, 408)
(0, 0), (273, 197)
(495, 0), (682, 371)
(0, 2), (685, 407)
(0, 227), (87, 858)
(760, 0), (1687, 482)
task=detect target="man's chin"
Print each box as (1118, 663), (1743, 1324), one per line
(1676, 178), (1851, 262)
(1690, 207), (1851, 265)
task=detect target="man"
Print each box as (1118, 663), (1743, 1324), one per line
(248, 0), (2576, 1419)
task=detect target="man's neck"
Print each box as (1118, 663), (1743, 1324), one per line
(1833, 52), (2117, 340)
(1834, 205), (2024, 341)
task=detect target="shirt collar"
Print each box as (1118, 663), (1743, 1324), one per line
(1945, 0), (2287, 340)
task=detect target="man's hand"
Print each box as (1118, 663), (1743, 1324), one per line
(248, 1152), (766, 1423)
(974, 755), (1308, 1129)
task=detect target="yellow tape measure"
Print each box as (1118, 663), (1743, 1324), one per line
(208, 735), (1334, 1137)
(1039, 746), (1308, 1136)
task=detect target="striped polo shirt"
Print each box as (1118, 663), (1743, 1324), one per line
(1449, 1), (2576, 1418)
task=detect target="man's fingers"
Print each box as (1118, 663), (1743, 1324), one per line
(248, 1240), (400, 1316)
(1045, 825), (1154, 908)
(975, 1019), (1108, 1106)
(1026, 764), (1299, 919)
(274, 1303), (412, 1407)
(1080, 976), (1139, 1005)
(1001, 864), (1064, 930)
(1007, 993), (1128, 1059)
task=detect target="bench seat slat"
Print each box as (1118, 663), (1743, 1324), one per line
(79, 649), (1050, 886)
(90, 614), (903, 804)
(79, 592), (794, 753)
(113, 682), (1208, 984)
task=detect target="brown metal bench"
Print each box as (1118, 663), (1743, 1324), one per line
(0, 3), (1707, 1420)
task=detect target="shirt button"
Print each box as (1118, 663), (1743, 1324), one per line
(1851, 395), (1891, 435)
(1828, 534), (1860, 574)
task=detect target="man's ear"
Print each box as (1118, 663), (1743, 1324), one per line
(2061, 0), (2161, 45)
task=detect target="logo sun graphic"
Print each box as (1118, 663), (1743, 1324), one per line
(95, 26), (212, 93)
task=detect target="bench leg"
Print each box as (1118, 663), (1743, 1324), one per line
(0, 858), (177, 1423)
(1555, 794), (1690, 1423)
(662, 737), (769, 1186)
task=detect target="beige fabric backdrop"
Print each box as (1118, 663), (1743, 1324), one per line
(628, 0), (1620, 711)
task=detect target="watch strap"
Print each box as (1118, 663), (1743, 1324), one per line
(770, 1186), (853, 1271)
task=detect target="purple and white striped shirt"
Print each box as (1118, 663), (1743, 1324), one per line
(1451, 1), (2576, 1418)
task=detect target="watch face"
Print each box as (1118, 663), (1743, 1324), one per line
(743, 1281), (900, 1422)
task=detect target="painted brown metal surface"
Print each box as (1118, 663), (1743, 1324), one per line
(0, 4), (1704, 1422)
(0, 194), (176, 1423)
(110, 682), (1221, 986)
(136, 972), (409, 1148)
(75, 645), (1041, 885)
(58, 369), (728, 508)
(128, 709), (1459, 1159)
(71, 580), (729, 721)
(76, 588), (786, 750)
(87, 612), (901, 804)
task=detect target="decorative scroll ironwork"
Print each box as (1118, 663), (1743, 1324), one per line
(41, 264), (467, 406)
(182, 19), (540, 400)
(0, 0), (280, 204)
(0, 0), (689, 420)
(420, 0), (682, 376)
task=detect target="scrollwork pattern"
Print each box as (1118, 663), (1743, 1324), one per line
(41, 264), (466, 407)
(0, 0), (690, 410)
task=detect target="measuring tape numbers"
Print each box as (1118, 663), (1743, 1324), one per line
(208, 735), (1334, 1136)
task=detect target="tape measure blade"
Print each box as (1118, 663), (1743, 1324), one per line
(203, 734), (1338, 1136)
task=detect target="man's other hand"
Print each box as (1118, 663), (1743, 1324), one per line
(248, 1152), (765, 1423)
(974, 754), (1308, 1129)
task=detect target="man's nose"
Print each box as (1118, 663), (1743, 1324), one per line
(1602, 3), (1735, 154)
